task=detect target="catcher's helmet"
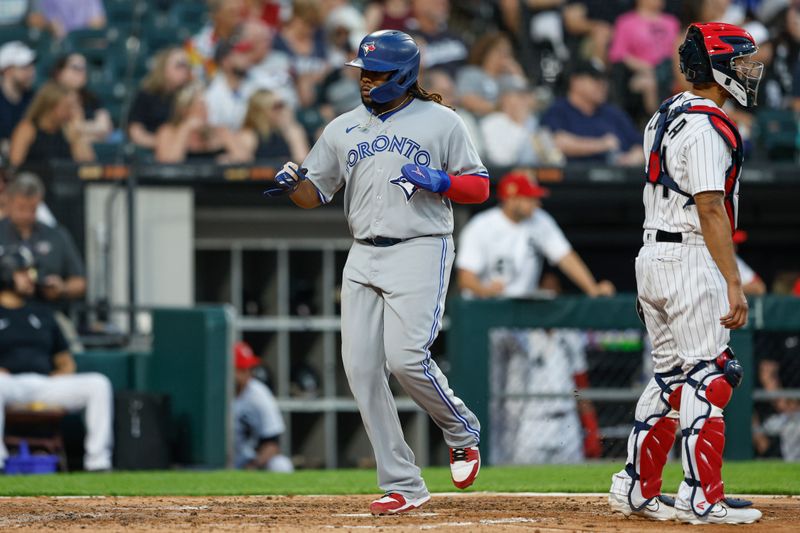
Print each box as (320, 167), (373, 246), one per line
(0, 244), (35, 291)
(679, 22), (763, 107)
(346, 30), (420, 104)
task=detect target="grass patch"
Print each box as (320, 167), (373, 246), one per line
(0, 462), (797, 497)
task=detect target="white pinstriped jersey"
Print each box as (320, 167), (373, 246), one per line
(642, 92), (736, 235)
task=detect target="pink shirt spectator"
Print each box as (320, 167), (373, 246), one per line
(608, 11), (680, 67)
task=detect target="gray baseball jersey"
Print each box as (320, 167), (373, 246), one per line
(300, 97), (484, 499)
(304, 98), (487, 239)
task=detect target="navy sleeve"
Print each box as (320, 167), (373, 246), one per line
(540, 99), (567, 132)
(610, 105), (642, 151)
(58, 227), (86, 278)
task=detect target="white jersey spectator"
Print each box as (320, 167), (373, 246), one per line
(232, 341), (293, 472)
(457, 173), (614, 299)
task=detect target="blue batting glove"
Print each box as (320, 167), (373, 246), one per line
(400, 163), (451, 193)
(263, 162), (307, 198)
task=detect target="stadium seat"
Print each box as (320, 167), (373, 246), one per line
(0, 26), (35, 45)
(142, 16), (184, 53)
(93, 142), (125, 162)
(168, 2), (208, 39)
(755, 109), (798, 161)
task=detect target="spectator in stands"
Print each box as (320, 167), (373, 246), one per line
(274, 0), (331, 108)
(242, 20), (297, 109)
(407, 0), (468, 76)
(9, 81), (95, 167)
(365, 0), (413, 32)
(154, 82), (241, 163)
(243, 0), (284, 31)
(760, 1), (800, 109)
(0, 174), (86, 308)
(27, 0), (106, 40)
(233, 341), (293, 472)
(671, 0), (731, 93)
(0, 41), (36, 150)
(563, 1), (634, 65)
(186, 0), (246, 82)
(608, 0), (680, 119)
(457, 172), (616, 298)
(0, 244), (113, 472)
(205, 32), (258, 130)
(127, 47), (193, 150)
(541, 61), (643, 165)
(456, 32), (526, 117)
(49, 53), (112, 143)
(234, 89), (309, 162)
(0, 0), (32, 26)
(424, 68), (484, 156)
(325, 4), (367, 67)
(518, 0), (570, 86)
(315, 47), (362, 123)
(480, 76), (563, 167)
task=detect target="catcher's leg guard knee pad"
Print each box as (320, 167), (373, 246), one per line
(681, 350), (742, 517)
(624, 368), (684, 509)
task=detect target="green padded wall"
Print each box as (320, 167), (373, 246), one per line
(148, 307), (233, 468)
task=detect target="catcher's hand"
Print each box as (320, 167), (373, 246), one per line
(400, 163), (451, 193)
(263, 162), (307, 197)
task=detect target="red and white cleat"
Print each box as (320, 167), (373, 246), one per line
(449, 446), (480, 489)
(369, 493), (431, 515)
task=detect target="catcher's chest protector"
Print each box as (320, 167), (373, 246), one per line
(645, 95), (743, 232)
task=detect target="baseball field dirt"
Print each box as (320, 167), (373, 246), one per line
(0, 493), (797, 531)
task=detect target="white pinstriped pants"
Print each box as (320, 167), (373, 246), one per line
(635, 241), (730, 373)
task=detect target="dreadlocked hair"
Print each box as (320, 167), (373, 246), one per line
(409, 82), (454, 110)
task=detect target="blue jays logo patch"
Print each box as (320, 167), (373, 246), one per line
(362, 42), (376, 55)
(390, 176), (417, 202)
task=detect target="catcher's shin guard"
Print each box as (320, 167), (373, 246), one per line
(680, 348), (742, 517)
(622, 367), (684, 510)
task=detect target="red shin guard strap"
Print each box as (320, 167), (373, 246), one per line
(444, 174), (490, 204)
(695, 417), (726, 504)
(640, 416), (678, 499)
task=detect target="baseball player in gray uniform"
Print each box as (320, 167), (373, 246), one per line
(265, 30), (488, 515)
(608, 23), (763, 524)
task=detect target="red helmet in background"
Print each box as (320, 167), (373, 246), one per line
(679, 22), (763, 107)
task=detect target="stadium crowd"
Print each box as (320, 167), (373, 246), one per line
(0, 0), (799, 169)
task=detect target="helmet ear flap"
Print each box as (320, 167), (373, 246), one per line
(679, 31), (712, 83)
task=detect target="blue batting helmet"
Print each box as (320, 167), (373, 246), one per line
(346, 30), (420, 104)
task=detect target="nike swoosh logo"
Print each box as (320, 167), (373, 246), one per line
(346, 125), (359, 133)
